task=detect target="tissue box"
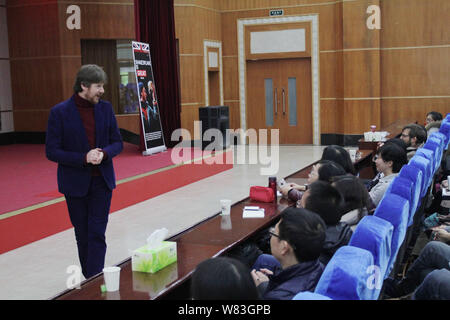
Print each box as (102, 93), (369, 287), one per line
(131, 241), (177, 273)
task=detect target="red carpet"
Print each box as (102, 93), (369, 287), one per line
(0, 143), (233, 253)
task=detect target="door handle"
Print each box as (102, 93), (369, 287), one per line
(282, 88), (286, 115)
(274, 88), (278, 116)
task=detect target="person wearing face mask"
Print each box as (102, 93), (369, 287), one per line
(46, 64), (123, 279)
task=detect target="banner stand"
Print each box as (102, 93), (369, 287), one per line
(142, 145), (167, 156)
(132, 41), (167, 156)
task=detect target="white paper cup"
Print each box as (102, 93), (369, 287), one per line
(103, 266), (121, 292)
(220, 199), (231, 215)
(349, 149), (357, 162)
(220, 214), (232, 230)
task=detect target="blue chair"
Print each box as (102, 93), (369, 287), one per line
(439, 122), (450, 146)
(314, 246), (375, 300)
(409, 155), (432, 198)
(429, 132), (448, 152)
(386, 176), (416, 226)
(292, 291), (331, 300)
(374, 193), (409, 277)
(398, 165), (423, 211)
(349, 216), (394, 284)
(424, 138), (443, 173)
(415, 148), (435, 177)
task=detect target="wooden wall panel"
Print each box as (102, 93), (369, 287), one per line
(320, 52), (338, 99)
(7, 3), (60, 58)
(381, 47), (450, 97)
(222, 56), (239, 101)
(381, 0), (450, 48)
(116, 114), (141, 135)
(13, 110), (50, 132)
(380, 98), (450, 128)
(180, 105), (201, 138)
(343, 99), (381, 135)
(320, 100), (339, 134)
(179, 55), (204, 104)
(10, 58), (64, 110)
(342, 0), (380, 49)
(343, 50), (380, 98)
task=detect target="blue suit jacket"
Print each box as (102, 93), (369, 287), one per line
(46, 96), (123, 197)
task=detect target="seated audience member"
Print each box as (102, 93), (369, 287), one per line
(280, 160), (346, 202)
(250, 207), (326, 300)
(384, 241), (450, 300)
(191, 257), (260, 300)
(299, 181), (352, 265)
(364, 138), (408, 190)
(400, 123), (427, 161)
(369, 143), (407, 206)
(321, 145), (356, 175)
(331, 175), (375, 230)
(425, 111), (443, 136)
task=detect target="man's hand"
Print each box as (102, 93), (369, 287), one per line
(86, 148), (104, 165)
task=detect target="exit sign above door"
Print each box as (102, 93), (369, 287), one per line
(269, 9), (284, 17)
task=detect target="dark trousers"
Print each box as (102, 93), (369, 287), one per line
(65, 176), (112, 279)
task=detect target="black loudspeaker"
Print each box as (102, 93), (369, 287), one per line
(199, 106), (230, 150)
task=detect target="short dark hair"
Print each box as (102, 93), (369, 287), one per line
(376, 143), (407, 173)
(383, 138), (407, 152)
(427, 111), (443, 122)
(73, 64), (108, 93)
(191, 257), (259, 300)
(304, 180), (344, 225)
(321, 145), (356, 175)
(402, 124), (427, 145)
(331, 175), (372, 220)
(317, 160), (347, 183)
(278, 207), (326, 262)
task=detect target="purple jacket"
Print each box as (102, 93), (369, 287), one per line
(46, 96), (123, 196)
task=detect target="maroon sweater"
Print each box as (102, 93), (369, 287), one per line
(74, 94), (107, 176)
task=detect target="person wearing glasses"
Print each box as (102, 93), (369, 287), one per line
(400, 123), (427, 161)
(425, 111), (443, 136)
(250, 207), (326, 300)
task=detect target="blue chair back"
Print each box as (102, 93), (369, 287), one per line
(373, 193), (409, 276)
(314, 246), (375, 300)
(424, 138), (443, 172)
(398, 164), (422, 209)
(292, 291), (332, 300)
(349, 215), (394, 285)
(415, 148), (435, 177)
(386, 176), (415, 226)
(409, 155), (432, 197)
(439, 121), (450, 146)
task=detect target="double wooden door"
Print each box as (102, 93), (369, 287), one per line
(246, 58), (312, 144)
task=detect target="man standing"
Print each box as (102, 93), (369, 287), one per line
(400, 124), (427, 161)
(46, 64), (123, 279)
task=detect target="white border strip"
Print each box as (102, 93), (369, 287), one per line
(237, 15), (320, 145)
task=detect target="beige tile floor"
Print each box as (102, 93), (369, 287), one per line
(0, 145), (325, 300)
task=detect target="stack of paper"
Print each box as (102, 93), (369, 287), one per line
(243, 206), (265, 218)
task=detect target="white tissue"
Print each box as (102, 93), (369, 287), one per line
(146, 228), (168, 250)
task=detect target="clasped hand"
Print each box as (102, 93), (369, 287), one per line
(86, 148), (104, 165)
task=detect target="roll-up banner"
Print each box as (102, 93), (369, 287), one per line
(132, 41), (167, 156)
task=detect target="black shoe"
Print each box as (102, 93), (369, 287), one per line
(383, 277), (406, 298)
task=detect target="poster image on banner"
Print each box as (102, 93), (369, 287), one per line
(132, 41), (167, 156)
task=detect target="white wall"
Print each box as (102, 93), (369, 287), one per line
(0, 2), (14, 133)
